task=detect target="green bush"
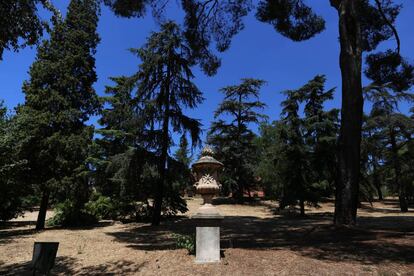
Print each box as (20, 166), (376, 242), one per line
(84, 192), (117, 220)
(172, 233), (195, 255)
(47, 200), (98, 227)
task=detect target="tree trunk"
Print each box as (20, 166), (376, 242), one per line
(372, 156), (383, 200)
(331, 0), (363, 226)
(389, 128), (408, 212)
(36, 190), (50, 230)
(235, 92), (244, 203)
(152, 58), (172, 226)
(374, 177), (383, 201)
(300, 198), (305, 216)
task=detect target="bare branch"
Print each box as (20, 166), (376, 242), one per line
(374, 0), (400, 54)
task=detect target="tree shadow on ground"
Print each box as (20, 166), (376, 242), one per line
(0, 221), (37, 230)
(0, 227), (39, 245)
(107, 208), (414, 266)
(0, 221), (113, 245)
(0, 256), (77, 275)
(0, 257), (147, 275)
(359, 202), (414, 215)
(212, 197), (264, 206)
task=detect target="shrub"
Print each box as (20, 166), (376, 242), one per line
(47, 200), (98, 227)
(84, 192), (117, 220)
(172, 233), (195, 254)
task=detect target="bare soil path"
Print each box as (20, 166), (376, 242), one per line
(0, 198), (413, 275)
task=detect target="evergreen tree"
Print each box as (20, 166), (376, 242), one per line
(173, 135), (193, 195)
(94, 77), (158, 217)
(278, 89), (310, 215)
(365, 94), (413, 211)
(208, 78), (266, 201)
(0, 102), (29, 220)
(362, 114), (386, 201)
(298, 75), (339, 196)
(174, 135), (192, 168)
(17, 0), (100, 229)
(133, 21), (203, 225)
(364, 48), (414, 211)
(93, 76), (137, 199)
(255, 76), (338, 215)
(257, 0), (405, 225)
(254, 121), (283, 198)
(0, 0), (59, 59)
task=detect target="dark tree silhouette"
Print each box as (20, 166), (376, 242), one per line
(208, 78), (266, 201)
(133, 22), (203, 225)
(0, 0), (59, 59)
(257, 0), (403, 225)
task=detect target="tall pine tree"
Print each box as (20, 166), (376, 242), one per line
(17, 0), (100, 229)
(173, 134), (193, 195)
(364, 48), (414, 211)
(255, 76), (338, 215)
(133, 22), (204, 225)
(298, 75), (339, 197)
(208, 78), (266, 201)
(0, 102), (30, 221)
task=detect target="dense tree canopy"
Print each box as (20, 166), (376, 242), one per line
(255, 76), (338, 215)
(15, 0), (100, 229)
(0, 0), (413, 229)
(0, 0), (60, 60)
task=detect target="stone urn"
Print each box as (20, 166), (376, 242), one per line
(191, 146), (224, 263)
(192, 146), (224, 218)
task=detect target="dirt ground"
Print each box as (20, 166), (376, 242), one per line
(1, 197), (413, 276)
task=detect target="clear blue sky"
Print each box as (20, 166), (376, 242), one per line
(1, 1), (413, 146)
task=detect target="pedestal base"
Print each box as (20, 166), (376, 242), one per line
(192, 204), (223, 264)
(195, 226), (220, 263)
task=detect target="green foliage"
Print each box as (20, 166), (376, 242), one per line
(132, 21), (203, 225)
(94, 25), (202, 223)
(255, 76), (338, 214)
(257, 0), (401, 52)
(208, 78), (266, 200)
(14, 0), (101, 228)
(84, 192), (117, 220)
(173, 135), (193, 192)
(2, 0), (414, 228)
(0, 1), (61, 59)
(257, 0), (405, 225)
(47, 200), (98, 227)
(161, 186), (189, 217)
(362, 48), (414, 209)
(0, 102), (30, 221)
(256, 0), (325, 41)
(172, 233), (195, 255)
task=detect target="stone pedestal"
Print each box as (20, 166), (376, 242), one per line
(196, 226), (220, 263)
(191, 146), (224, 264)
(192, 215), (223, 264)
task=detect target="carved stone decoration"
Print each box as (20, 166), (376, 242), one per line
(191, 146), (224, 263)
(192, 146), (223, 218)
